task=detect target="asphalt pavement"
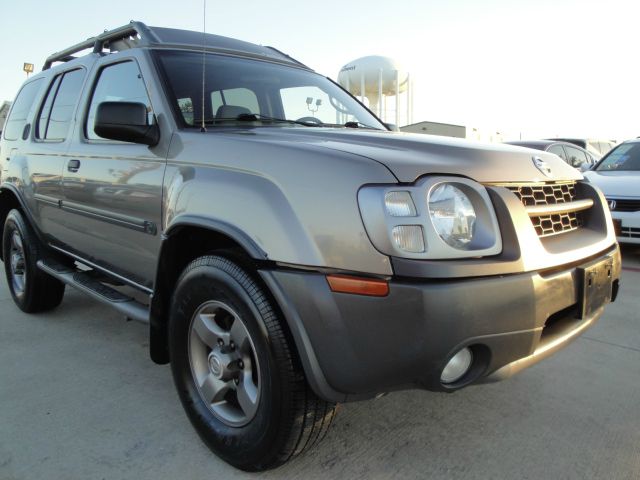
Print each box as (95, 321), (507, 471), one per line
(1, 246), (639, 480)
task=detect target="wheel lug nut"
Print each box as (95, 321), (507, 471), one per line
(217, 339), (224, 346)
(230, 341), (235, 350)
(238, 360), (244, 369)
(234, 378), (239, 385)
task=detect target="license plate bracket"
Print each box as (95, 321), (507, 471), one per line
(578, 258), (614, 319)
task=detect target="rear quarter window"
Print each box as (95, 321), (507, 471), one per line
(3, 78), (44, 141)
(36, 69), (86, 141)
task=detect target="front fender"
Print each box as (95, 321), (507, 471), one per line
(162, 131), (396, 275)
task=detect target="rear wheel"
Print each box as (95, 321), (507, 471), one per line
(2, 209), (65, 312)
(169, 255), (336, 471)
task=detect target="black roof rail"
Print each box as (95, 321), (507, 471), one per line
(42, 21), (308, 72)
(42, 21), (159, 70)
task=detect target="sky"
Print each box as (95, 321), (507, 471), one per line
(1, 0), (638, 141)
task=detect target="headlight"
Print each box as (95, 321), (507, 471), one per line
(358, 176), (502, 259)
(428, 184), (476, 249)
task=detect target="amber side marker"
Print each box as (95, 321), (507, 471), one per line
(326, 274), (389, 297)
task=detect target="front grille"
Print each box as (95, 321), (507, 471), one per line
(507, 183), (576, 206)
(530, 212), (580, 236)
(504, 182), (584, 237)
(607, 198), (640, 212)
(621, 227), (640, 238)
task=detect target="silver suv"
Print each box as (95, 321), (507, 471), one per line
(0, 22), (621, 471)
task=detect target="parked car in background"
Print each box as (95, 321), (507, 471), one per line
(546, 138), (616, 159)
(505, 140), (596, 171)
(584, 140), (640, 244)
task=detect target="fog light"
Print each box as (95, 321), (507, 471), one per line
(441, 347), (473, 384)
(391, 225), (425, 253)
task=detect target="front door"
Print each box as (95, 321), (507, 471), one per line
(59, 59), (167, 287)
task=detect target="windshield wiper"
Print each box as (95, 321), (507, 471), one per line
(343, 121), (382, 130)
(234, 113), (322, 127)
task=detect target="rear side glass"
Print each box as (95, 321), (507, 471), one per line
(43, 69), (86, 140)
(564, 146), (588, 168)
(3, 78), (44, 140)
(177, 98), (194, 124)
(547, 144), (567, 161)
(36, 75), (63, 139)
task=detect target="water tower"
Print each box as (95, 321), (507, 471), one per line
(337, 56), (412, 127)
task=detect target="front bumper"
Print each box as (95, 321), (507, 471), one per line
(611, 210), (640, 244)
(259, 245), (621, 403)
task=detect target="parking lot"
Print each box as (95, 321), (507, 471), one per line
(0, 246), (638, 480)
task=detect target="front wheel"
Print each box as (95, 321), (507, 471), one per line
(169, 255), (336, 471)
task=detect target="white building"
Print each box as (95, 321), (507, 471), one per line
(401, 120), (504, 143)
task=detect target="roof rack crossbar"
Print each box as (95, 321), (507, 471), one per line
(42, 21), (158, 70)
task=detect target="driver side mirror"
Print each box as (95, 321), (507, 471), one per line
(94, 101), (159, 146)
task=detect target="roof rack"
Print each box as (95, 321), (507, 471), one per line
(42, 21), (159, 70)
(42, 21), (308, 72)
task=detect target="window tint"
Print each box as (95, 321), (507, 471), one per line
(36, 75), (62, 139)
(40, 69), (85, 140)
(564, 145), (588, 168)
(155, 51), (385, 130)
(547, 144), (567, 162)
(3, 78), (43, 140)
(86, 61), (152, 140)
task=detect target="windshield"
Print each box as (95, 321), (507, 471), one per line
(595, 143), (640, 171)
(154, 50), (386, 130)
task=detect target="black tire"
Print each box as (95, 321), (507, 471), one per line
(169, 255), (336, 471)
(2, 209), (65, 313)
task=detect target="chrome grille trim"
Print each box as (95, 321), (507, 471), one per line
(525, 198), (593, 217)
(489, 181), (589, 237)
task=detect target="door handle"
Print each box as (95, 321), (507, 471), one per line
(67, 159), (81, 172)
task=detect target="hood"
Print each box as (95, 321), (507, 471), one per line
(583, 170), (640, 197)
(237, 128), (582, 183)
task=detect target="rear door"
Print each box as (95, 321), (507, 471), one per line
(30, 69), (86, 239)
(59, 57), (168, 287)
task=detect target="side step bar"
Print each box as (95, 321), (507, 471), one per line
(37, 259), (150, 324)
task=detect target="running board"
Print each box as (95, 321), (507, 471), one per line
(37, 259), (150, 324)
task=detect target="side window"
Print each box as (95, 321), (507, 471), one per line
(211, 88), (259, 118)
(36, 69), (86, 141)
(564, 146), (588, 168)
(86, 61), (152, 140)
(547, 144), (567, 162)
(3, 78), (43, 141)
(36, 75), (62, 139)
(177, 98), (194, 124)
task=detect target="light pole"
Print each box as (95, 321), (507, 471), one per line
(23, 63), (34, 78)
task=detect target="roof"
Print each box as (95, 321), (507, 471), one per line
(43, 21), (307, 71)
(506, 140), (558, 149)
